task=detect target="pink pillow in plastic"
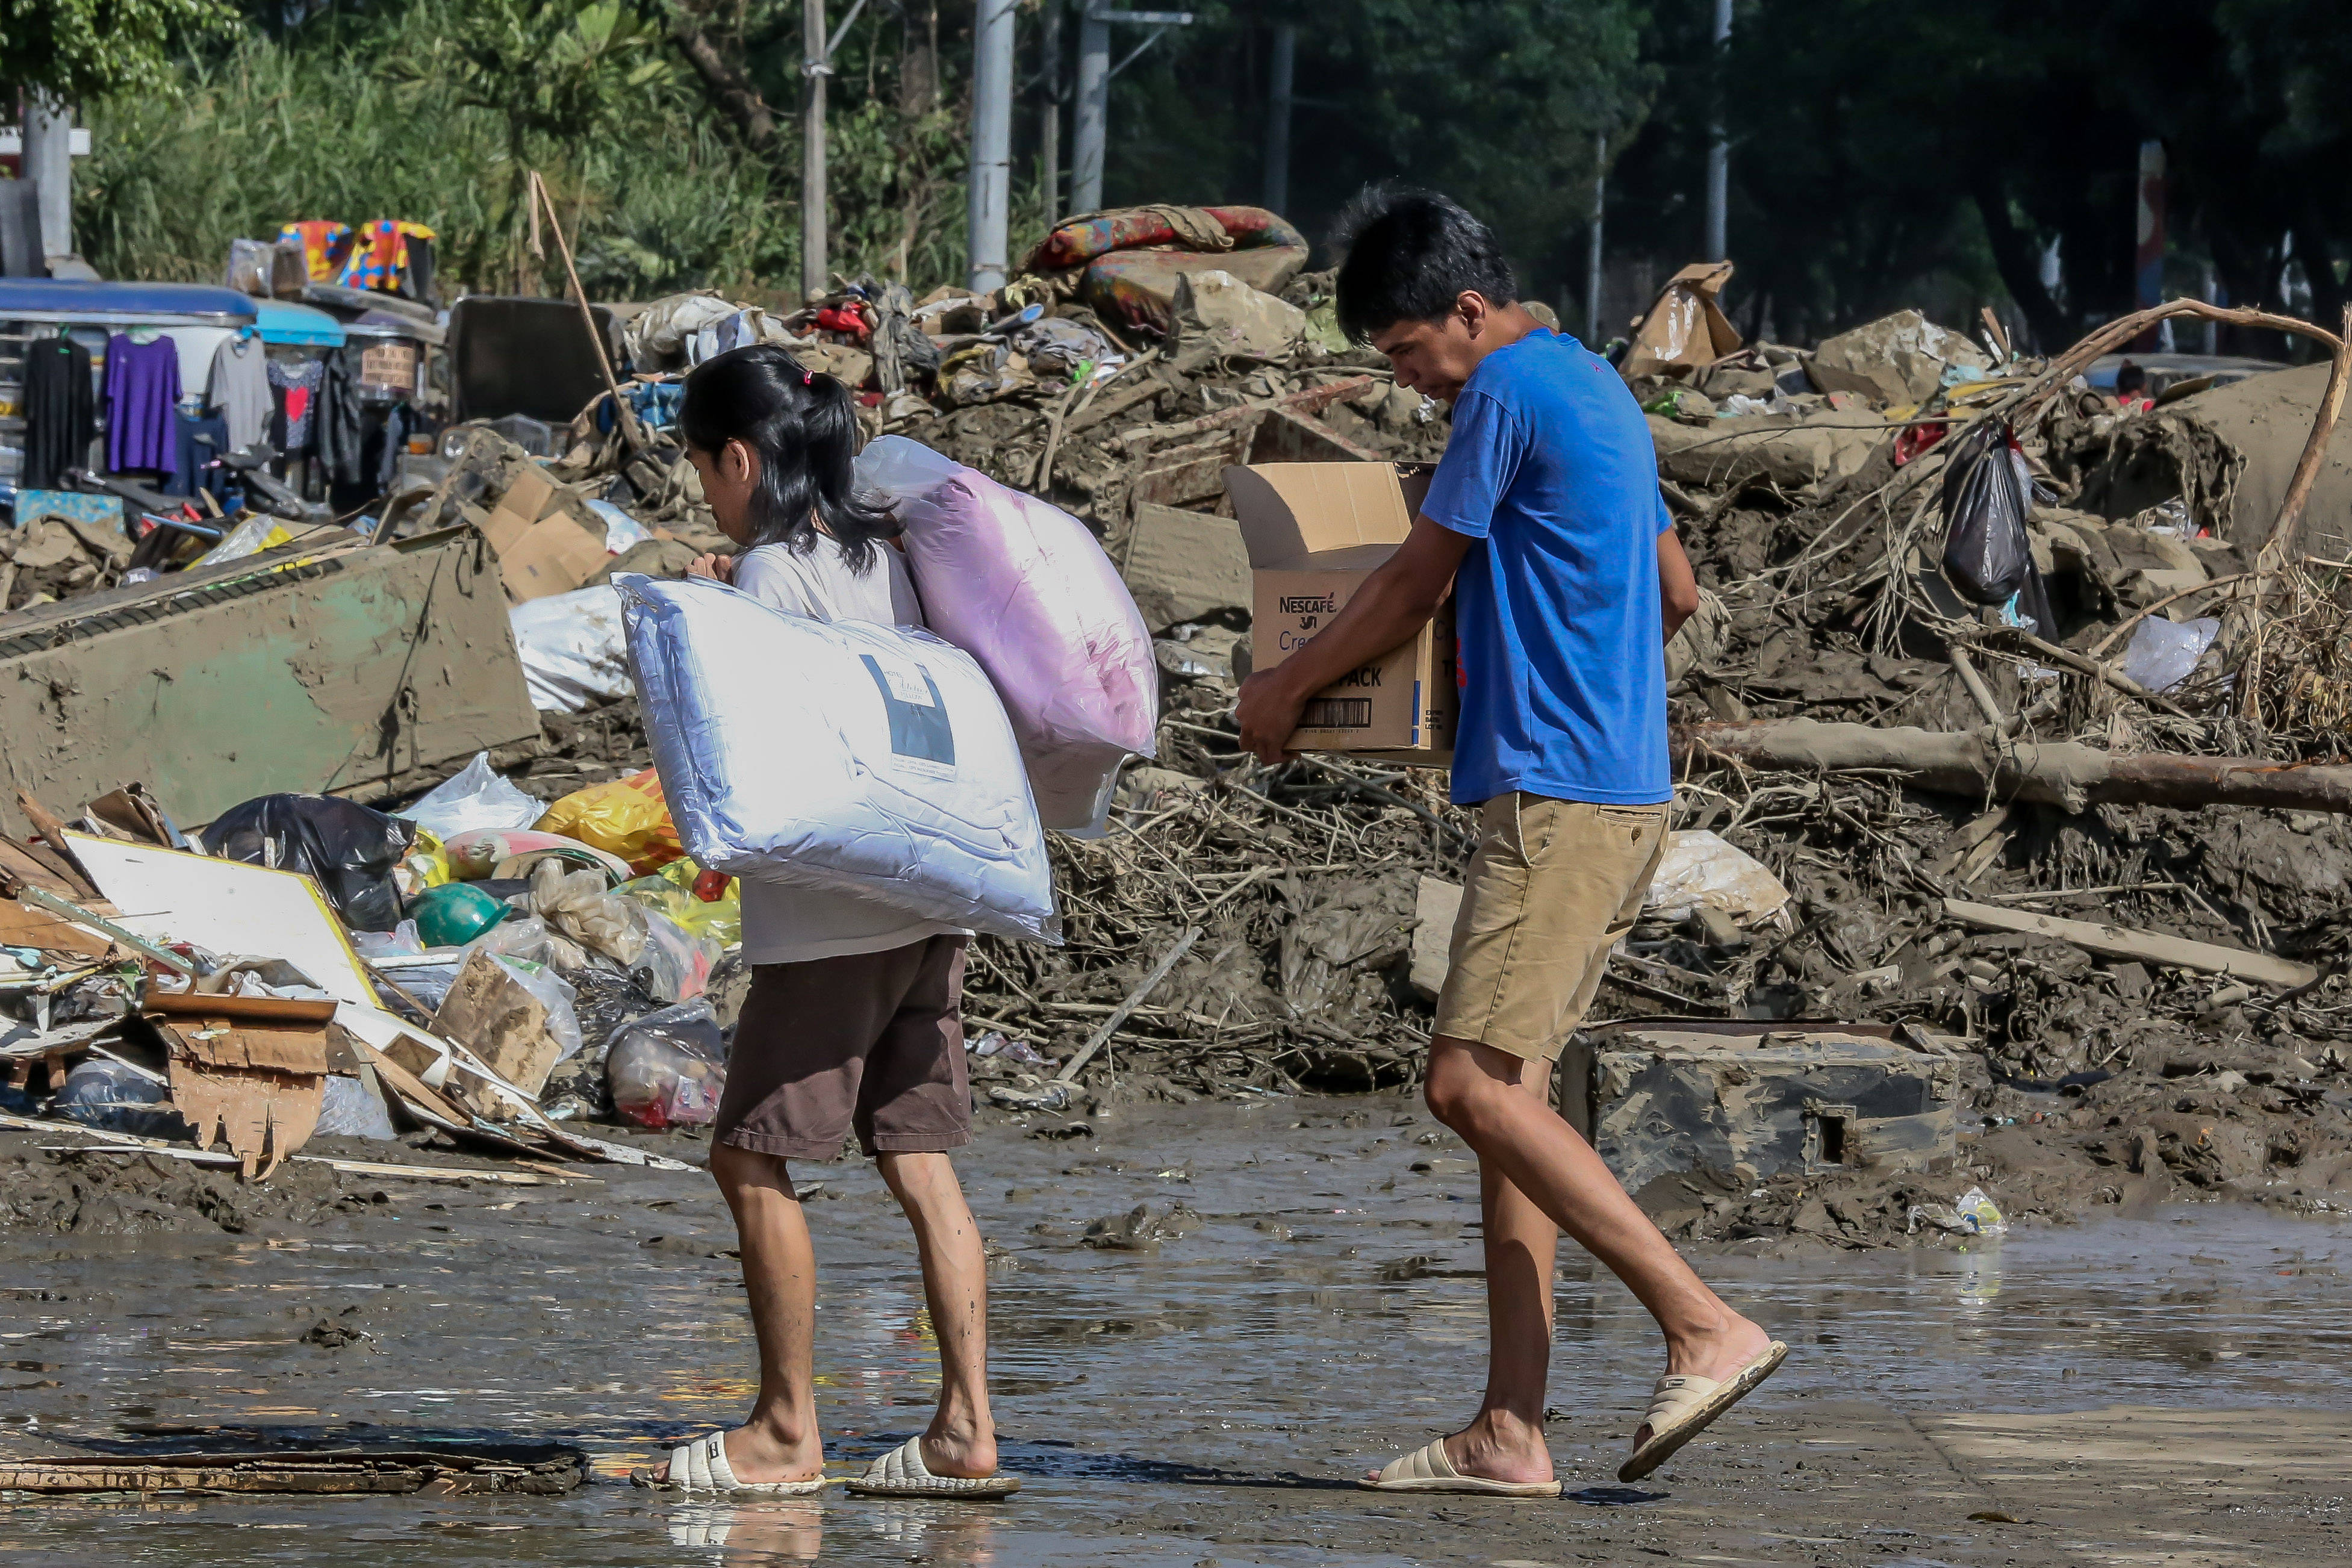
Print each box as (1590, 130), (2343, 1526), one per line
(856, 437), (1159, 831)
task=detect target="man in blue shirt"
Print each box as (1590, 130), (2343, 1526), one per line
(1237, 188), (1783, 1496)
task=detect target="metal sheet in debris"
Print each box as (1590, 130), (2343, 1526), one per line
(0, 530), (536, 836)
(1570, 1018), (1959, 1193)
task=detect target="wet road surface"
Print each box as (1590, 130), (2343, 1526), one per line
(5, 1095), (2350, 1566)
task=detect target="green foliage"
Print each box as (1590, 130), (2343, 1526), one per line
(0, 0), (237, 101)
(78, 5), (788, 297)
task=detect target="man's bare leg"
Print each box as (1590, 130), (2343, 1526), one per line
(657, 1140), (825, 1484)
(1424, 1034), (1773, 1460)
(1434, 1066), (1562, 1484)
(877, 1150), (999, 1478)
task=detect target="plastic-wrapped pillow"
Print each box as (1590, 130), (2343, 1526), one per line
(617, 573), (1057, 944)
(854, 435), (1158, 832)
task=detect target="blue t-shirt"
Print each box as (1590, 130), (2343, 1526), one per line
(1420, 329), (1672, 808)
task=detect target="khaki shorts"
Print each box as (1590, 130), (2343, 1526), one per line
(713, 935), (971, 1160)
(1433, 793), (1669, 1063)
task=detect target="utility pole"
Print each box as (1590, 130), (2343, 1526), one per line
(801, 0), (829, 301)
(968, 0), (1017, 291)
(22, 93), (74, 272)
(1586, 132), (1607, 349)
(1071, 5), (1194, 214)
(1703, 0), (1731, 262)
(1040, 0), (1064, 223)
(1262, 23), (1296, 214)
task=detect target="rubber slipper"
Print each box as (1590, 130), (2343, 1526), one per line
(1617, 1339), (1789, 1482)
(1357, 1436), (1561, 1497)
(842, 1436), (1021, 1499)
(632, 1431), (829, 1495)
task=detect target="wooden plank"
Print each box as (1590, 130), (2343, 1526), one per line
(1941, 898), (2316, 988)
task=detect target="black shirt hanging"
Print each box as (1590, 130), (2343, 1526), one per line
(22, 335), (95, 490)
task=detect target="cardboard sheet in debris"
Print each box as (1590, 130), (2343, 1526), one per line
(0, 529), (537, 839)
(60, 832), (686, 1171)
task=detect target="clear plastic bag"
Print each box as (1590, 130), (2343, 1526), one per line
(54, 1059), (191, 1140)
(630, 906), (720, 1004)
(465, 912), (590, 972)
(606, 1000), (727, 1129)
(397, 752), (544, 839)
(2118, 615), (2220, 694)
(490, 953), (583, 1060)
(314, 1074), (397, 1140)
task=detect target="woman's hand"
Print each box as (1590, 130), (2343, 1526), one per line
(686, 552), (736, 585)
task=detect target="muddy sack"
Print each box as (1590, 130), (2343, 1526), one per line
(616, 573), (1057, 945)
(855, 435), (1159, 834)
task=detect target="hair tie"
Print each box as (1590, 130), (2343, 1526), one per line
(802, 369), (814, 385)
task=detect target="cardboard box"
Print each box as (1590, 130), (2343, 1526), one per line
(1224, 461), (1455, 764)
(479, 464), (608, 601)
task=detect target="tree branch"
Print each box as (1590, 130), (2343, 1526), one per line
(670, 17), (777, 151)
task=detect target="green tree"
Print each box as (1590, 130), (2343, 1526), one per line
(391, 0), (676, 290)
(0, 0), (237, 99)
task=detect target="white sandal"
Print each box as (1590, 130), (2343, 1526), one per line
(638, 1431), (829, 1495)
(1358, 1436), (1561, 1498)
(843, 1436), (1021, 1499)
(1618, 1340), (1789, 1482)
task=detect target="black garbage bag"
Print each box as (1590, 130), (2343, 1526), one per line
(1940, 420), (2033, 603)
(1939, 418), (2059, 637)
(201, 794), (415, 932)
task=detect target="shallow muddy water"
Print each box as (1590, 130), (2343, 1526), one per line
(6, 1095), (2350, 1566)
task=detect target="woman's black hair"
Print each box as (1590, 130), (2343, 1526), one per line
(677, 343), (900, 573)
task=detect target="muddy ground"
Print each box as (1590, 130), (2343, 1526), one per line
(5, 1096), (2351, 1567)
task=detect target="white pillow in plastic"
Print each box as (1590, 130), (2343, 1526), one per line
(617, 573), (1058, 945)
(854, 435), (1159, 834)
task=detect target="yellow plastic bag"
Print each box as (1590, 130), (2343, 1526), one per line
(620, 856), (740, 949)
(532, 769), (683, 876)
(391, 827), (454, 899)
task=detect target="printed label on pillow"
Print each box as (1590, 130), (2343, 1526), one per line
(860, 654), (956, 768)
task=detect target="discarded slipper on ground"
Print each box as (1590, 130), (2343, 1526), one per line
(1617, 1339), (1790, 1482)
(1357, 1437), (1562, 1498)
(843, 1436), (1021, 1499)
(634, 1431), (829, 1495)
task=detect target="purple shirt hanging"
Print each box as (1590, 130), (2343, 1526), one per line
(102, 334), (183, 474)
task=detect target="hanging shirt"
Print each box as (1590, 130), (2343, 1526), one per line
(1419, 328), (1674, 808)
(267, 358), (324, 454)
(208, 334), (273, 453)
(22, 336), (94, 490)
(101, 334), (182, 474)
(729, 535), (963, 966)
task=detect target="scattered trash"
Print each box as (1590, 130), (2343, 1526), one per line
(606, 1000), (726, 1129)
(2117, 615), (2221, 694)
(201, 795), (415, 933)
(395, 751), (543, 839)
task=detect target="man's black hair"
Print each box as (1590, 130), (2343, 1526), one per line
(1330, 185), (1517, 344)
(2114, 360), (2147, 393)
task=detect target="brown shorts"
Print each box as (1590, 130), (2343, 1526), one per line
(712, 935), (972, 1160)
(1433, 793), (1669, 1063)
